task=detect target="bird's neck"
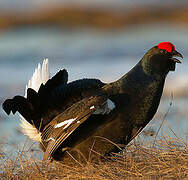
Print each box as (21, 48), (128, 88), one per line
(103, 60), (166, 97)
(141, 56), (168, 79)
(109, 61), (165, 94)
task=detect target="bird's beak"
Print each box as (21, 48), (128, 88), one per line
(171, 50), (183, 63)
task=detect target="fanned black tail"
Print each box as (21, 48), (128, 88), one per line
(2, 88), (39, 125)
(38, 69), (68, 96)
(2, 69), (69, 129)
(2, 68), (105, 131)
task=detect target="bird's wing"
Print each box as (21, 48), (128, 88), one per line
(42, 95), (115, 161)
(38, 78), (106, 128)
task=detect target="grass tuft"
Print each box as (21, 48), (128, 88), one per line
(0, 135), (187, 180)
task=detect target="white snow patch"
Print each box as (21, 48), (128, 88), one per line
(164, 75), (188, 97)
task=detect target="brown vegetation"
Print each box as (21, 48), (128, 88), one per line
(1, 134), (187, 179)
(1, 5), (188, 30)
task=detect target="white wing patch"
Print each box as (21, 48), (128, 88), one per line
(93, 99), (115, 115)
(107, 99), (115, 110)
(20, 59), (50, 142)
(48, 137), (56, 142)
(54, 118), (77, 129)
(90, 105), (95, 109)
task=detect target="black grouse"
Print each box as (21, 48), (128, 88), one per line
(3, 42), (183, 163)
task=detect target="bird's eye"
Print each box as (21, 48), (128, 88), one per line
(160, 49), (167, 54)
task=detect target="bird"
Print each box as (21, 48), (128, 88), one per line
(2, 42), (183, 163)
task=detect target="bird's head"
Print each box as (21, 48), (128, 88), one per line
(141, 42), (183, 77)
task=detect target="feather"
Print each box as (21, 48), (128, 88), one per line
(42, 95), (108, 161)
(20, 59), (50, 142)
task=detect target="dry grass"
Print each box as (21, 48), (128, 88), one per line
(0, 134), (187, 180)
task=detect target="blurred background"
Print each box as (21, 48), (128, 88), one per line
(0, 0), (188, 151)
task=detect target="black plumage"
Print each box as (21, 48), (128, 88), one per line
(2, 42), (183, 163)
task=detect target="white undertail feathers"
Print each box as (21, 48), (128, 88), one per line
(20, 59), (49, 142)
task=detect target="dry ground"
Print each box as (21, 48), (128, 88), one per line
(0, 134), (187, 180)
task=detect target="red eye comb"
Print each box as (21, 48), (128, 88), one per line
(158, 42), (175, 53)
